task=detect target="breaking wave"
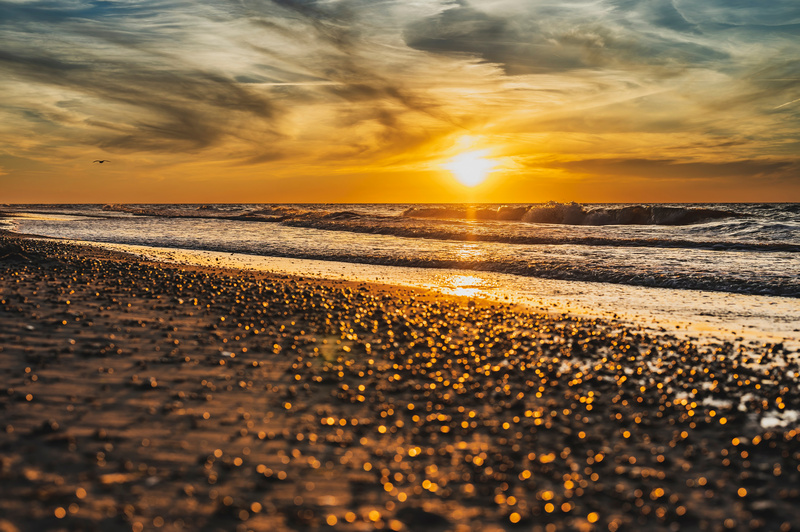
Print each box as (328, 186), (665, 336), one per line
(101, 203), (299, 221)
(403, 202), (742, 226)
(87, 203), (800, 252)
(5, 202), (799, 298)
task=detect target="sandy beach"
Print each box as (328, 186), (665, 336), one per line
(1, 233), (799, 532)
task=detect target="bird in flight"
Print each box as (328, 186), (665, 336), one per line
(93, 160), (111, 164)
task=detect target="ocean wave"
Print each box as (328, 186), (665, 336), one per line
(403, 202), (742, 226)
(34, 204), (800, 251)
(276, 255), (798, 297)
(100, 204), (292, 222)
(282, 216), (800, 252)
(101, 204), (210, 218)
(9, 203), (800, 298)
(69, 234), (800, 297)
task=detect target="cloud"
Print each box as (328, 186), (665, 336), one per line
(0, 1), (287, 155)
(404, 0), (728, 76)
(0, 0), (799, 200)
(542, 157), (800, 182)
(673, 0), (800, 27)
(0, 0), (479, 167)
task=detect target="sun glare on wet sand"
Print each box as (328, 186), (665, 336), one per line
(443, 149), (497, 187)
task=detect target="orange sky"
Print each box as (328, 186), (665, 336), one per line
(1, 0), (799, 203)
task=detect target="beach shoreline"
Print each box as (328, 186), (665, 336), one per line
(3, 208), (797, 351)
(1, 233), (799, 531)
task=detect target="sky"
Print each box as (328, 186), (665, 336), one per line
(1, 0), (799, 203)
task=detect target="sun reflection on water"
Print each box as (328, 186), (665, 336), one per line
(433, 244), (495, 297)
(437, 273), (490, 298)
(453, 243), (484, 261)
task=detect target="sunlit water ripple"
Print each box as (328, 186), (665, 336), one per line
(4, 203), (798, 298)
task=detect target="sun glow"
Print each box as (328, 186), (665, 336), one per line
(436, 273), (491, 298)
(443, 149), (497, 187)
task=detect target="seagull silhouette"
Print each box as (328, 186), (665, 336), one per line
(93, 160), (111, 164)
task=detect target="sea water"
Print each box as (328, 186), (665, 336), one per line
(3, 203), (799, 346)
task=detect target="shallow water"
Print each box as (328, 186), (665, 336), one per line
(4, 203), (799, 348)
(5, 203), (800, 297)
(73, 241), (800, 351)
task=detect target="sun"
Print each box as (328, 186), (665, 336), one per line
(443, 149), (497, 187)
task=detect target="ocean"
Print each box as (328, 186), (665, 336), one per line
(3, 202), (799, 345)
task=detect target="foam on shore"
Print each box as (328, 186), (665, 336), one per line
(85, 240), (800, 350)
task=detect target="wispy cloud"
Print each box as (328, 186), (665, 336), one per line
(0, 0), (799, 200)
(543, 157), (799, 181)
(774, 97), (800, 110)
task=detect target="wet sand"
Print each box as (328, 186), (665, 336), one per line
(0, 234), (799, 532)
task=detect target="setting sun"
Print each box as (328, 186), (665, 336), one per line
(443, 149), (497, 187)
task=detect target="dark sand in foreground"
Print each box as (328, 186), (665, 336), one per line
(0, 234), (798, 532)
